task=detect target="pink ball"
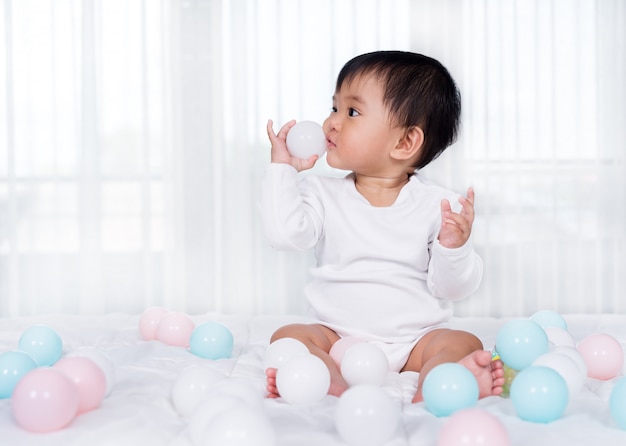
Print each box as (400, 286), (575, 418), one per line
(54, 357), (107, 414)
(156, 312), (195, 347)
(329, 337), (364, 368)
(139, 307), (170, 340)
(577, 333), (624, 380)
(12, 368), (79, 433)
(438, 408), (510, 446)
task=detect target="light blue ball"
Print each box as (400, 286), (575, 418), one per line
(0, 351), (38, 399)
(189, 321), (234, 360)
(610, 377), (626, 429)
(510, 365), (569, 423)
(495, 319), (549, 371)
(530, 310), (568, 331)
(422, 363), (479, 417)
(17, 325), (63, 366)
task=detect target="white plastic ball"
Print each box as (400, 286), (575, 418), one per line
(329, 337), (364, 367)
(533, 352), (585, 397)
(263, 338), (309, 370)
(171, 366), (226, 418)
(275, 354), (330, 404)
(286, 121), (326, 159)
(189, 394), (246, 446)
(340, 343), (389, 386)
(544, 327), (576, 348)
(335, 385), (401, 446)
(552, 346), (588, 377)
(210, 377), (264, 409)
(202, 407), (276, 446)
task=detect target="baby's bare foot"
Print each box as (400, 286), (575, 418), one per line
(458, 350), (505, 398)
(266, 367), (280, 398)
(412, 350), (505, 403)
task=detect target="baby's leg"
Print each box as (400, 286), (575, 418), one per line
(265, 323), (349, 398)
(401, 329), (505, 403)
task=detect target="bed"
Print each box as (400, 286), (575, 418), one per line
(2, 312), (626, 446)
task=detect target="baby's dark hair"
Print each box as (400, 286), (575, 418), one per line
(336, 51), (461, 169)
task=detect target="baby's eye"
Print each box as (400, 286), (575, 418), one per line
(348, 108), (360, 117)
(331, 106), (337, 113)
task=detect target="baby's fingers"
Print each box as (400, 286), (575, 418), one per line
(277, 120), (296, 139)
(466, 187), (475, 206)
(266, 119), (277, 139)
(458, 188), (476, 224)
(440, 198), (452, 215)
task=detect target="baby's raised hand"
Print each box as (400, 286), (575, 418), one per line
(437, 188), (476, 249)
(267, 119), (319, 171)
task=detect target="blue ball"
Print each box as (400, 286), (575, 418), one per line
(17, 325), (63, 366)
(530, 310), (568, 331)
(610, 377), (626, 429)
(0, 351), (38, 399)
(510, 366), (569, 423)
(495, 319), (549, 371)
(422, 363), (479, 417)
(189, 321), (234, 360)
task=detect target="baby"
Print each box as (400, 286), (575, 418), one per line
(260, 50), (504, 402)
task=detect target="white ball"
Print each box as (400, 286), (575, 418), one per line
(335, 385), (400, 446)
(210, 377), (264, 409)
(341, 343), (389, 386)
(545, 327), (576, 348)
(276, 354), (330, 404)
(552, 345), (588, 377)
(533, 352), (584, 397)
(203, 407), (276, 446)
(171, 366), (226, 418)
(329, 337), (365, 368)
(286, 121), (326, 159)
(189, 394), (247, 446)
(263, 338), (309, 370)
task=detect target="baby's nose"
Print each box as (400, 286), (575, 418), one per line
(323, 114), (339, 133)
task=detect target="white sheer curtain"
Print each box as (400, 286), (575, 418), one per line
(0, 0), (624, 318)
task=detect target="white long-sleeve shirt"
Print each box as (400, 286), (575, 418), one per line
(260, 163), (483, 343)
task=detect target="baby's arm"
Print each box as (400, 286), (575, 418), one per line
(260, 121), (324, 251)
(427, 188), (483, 300)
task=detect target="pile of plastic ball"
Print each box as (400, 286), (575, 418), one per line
(139, 307), (276, 445)
(3, 307), (626, 446)
(263, 335), (401, 445)
(138, 306), (234, 360)
(264, 309), (626, 446)
(1, 307), (237, 436)
(493, 310), (624, 424)
(0, 325), (110, 433)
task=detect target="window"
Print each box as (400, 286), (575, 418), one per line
(1, 0), (624, 317)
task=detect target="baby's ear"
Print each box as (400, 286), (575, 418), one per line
(391, 126), (424, 161)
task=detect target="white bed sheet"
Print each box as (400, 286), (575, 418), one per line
(2, 313), (626, 446)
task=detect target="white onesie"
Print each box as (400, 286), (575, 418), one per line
(260, 163), (483, 371)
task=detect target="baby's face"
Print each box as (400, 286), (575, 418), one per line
(322, 74), (405, 176)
